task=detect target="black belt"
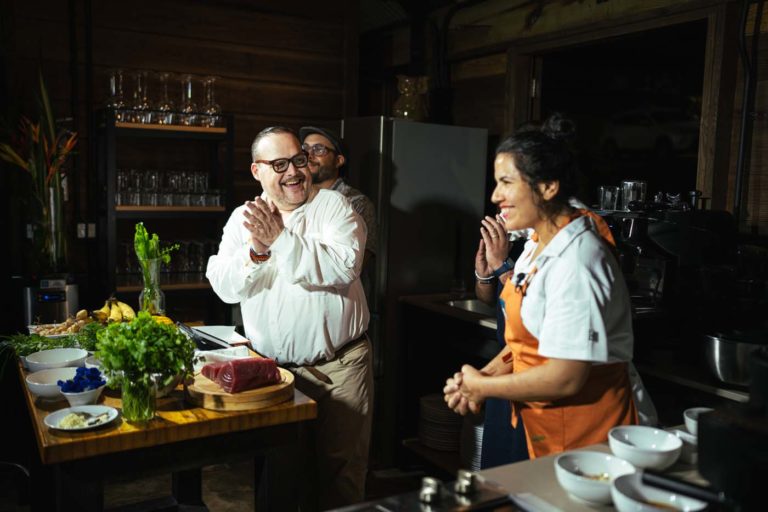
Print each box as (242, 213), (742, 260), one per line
(283, 333), (367, 385)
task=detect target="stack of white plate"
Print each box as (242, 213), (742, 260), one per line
(418, 394), (463, 451)
(459, 416), (484, 471)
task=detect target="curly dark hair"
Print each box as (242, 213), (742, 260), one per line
(495, 113), (577, 220)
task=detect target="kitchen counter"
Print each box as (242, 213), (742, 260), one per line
(479, 438), (706, 511)
(400, 293), (750, 406)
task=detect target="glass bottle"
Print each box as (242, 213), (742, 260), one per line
(138, 257), (166, 315)
(179, 74), (198, 126)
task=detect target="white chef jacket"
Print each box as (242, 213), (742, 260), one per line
(206, 189), (369, 366)
(515, 215), (634, 363)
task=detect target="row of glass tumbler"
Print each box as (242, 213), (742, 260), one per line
(105, 69), (222, 127)
(115, 168), (221, 207)
(117, 239), (218, 283)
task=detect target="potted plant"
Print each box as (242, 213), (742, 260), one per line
(134, 222), (178, 315)
(96, 311), (195, 422)
(0, 71), (77, 274)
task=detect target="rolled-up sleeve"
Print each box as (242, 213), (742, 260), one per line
(271, 197), (365, 288)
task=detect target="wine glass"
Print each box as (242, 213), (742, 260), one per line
(105, 69), (127, 121)
(131, 70), (152, 123)
(179, 74), (198, 126)
(201, 76), (221, 127)
(156, 72), (175, 125)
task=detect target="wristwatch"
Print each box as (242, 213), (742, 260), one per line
(491, 258), (514, 278)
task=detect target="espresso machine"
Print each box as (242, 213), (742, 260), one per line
(22, 277), (79, 325)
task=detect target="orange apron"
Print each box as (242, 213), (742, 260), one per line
(499, 210), (637, 459)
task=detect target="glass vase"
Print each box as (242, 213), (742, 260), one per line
(121, 377), (156, 422)
(138, 257), (166, 315)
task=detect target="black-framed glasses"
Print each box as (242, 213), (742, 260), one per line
(302, 143), (336, 157)
(255, 151), (309, 173)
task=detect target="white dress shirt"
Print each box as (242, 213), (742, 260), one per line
(206, 189), (369, 365)
(515, 215), (634, 363)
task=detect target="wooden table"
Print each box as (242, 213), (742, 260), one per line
(18, 364), (317, 511)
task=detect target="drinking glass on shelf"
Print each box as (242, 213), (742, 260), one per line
(179, 74), (198, 126)
(193, 171), (208, 193)
(105, 69), (127, 121)
(131, 70), (152, 123)
(201, 76), (221, 127)
(159, 188), (174, 206)
(145, 169), (160, 192)
(155, 72), (175, 125)
(205, 189), (221, 207)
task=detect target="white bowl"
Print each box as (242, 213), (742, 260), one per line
(26, 348), (88, 372)
(609, 426), (682, 470)
(612, 472), (707, 512)
(672, 429), (698, 465)
(683, 407), (713, 436)
(62, 383), (106, 407)
(554, 450), (636, 504)
(25, 367), (78, 399)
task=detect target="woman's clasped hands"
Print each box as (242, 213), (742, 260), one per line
(443, 364), (485, 415)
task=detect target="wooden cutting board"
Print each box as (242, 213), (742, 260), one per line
(186, 367), (294, 411)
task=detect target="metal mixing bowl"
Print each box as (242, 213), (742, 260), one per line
(704, 333), (766, 386)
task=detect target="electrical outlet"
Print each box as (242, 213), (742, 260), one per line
(77, 223), (86, 239)
(87, 223), (96, 238)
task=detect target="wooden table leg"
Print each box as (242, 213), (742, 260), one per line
(172, 468), (205, 507)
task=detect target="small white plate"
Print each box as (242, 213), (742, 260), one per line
(44, 405), (119, 431)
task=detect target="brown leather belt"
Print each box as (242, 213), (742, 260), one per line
(285, 333), (368, 385)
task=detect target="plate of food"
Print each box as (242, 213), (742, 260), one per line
(27, 324), (70, 338)
(44, 405), (119, 431)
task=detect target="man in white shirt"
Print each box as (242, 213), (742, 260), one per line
(206, 126), (373, 510)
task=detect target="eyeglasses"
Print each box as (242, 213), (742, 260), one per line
(302, 143), (336, 157)
(255, 152), (309, 173)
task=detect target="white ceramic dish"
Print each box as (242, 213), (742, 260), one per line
(26, 348), (87, 372)
(84, 355), (101, 369)
(554, 450), (636, 504)
(609, 426), (682, 470)
(683, 407), (713, 436)
(612, 472), (707, 512)
(62, 383), (107, 407)
(25, 367), (78, 400)
(44, 405), (118, 431)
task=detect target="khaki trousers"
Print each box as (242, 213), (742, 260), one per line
(292, 337), (374, 511)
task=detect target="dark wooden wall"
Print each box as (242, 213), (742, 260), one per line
(1, 0), (358, 279)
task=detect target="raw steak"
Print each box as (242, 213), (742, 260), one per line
(216, 357), (281, 393)
(201, 361), (228, 381)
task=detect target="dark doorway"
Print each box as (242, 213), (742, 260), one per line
(540, 20), (707, 206)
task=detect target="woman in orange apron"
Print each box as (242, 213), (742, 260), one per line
(445, 114), (638, 459)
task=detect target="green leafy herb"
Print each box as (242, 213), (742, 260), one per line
(134, 222), (178, 265)
(95, 311), (195, 388)
(0, 332), (79, 381)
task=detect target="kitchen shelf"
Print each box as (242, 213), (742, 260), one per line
(635, 362), (749, 403)
(94, 109), (233, 325)
(402, 437), (461, 477)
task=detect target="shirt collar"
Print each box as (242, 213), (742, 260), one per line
(538, 215), (594, 260)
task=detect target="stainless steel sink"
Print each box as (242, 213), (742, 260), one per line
(444, 299), (496, 317)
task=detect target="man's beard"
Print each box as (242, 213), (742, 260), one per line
(311, 163), (336, 184)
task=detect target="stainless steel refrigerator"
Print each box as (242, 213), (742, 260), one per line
(341, 116), (488, 461)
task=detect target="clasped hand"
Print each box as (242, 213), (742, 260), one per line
(443, 364), (484, 416)
(243, 197), (283, 253)
(476, 215), (509, 276)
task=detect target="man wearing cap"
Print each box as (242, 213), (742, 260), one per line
(300, 126), (378, 276)
(207, 126), (373, 510)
